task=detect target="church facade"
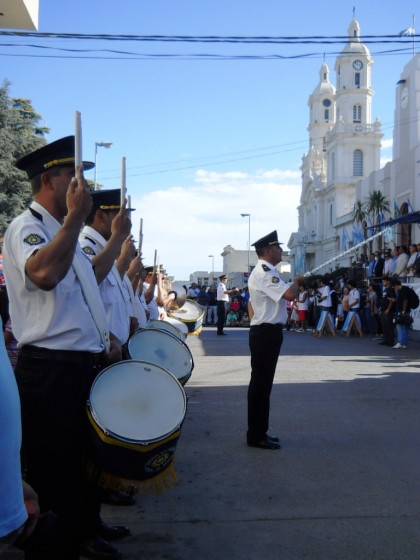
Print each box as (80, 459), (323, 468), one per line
(288, 17), (420, 275)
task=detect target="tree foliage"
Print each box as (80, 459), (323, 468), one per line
(0, 80), (49, 234)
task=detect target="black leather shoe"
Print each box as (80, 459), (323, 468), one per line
(99, 521), (131, 541)
(81, 536), (122, 559)
(217, 332), (227, 335)
(266, 434), (280, 442)
(247, 435), (281, 450)
(101, 489), (136, 506)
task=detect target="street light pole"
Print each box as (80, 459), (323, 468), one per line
(93, 141), (113, 190)
(240, 213), (251, 274)
(208, 254), (214, 284)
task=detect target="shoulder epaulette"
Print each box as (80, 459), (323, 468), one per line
(262, 264), (270, 271)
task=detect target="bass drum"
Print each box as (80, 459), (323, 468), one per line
(146, 318), (188, 341)
(128, 328), (194, 385)
(86, 360), (187, 493)
(168, 299), (205, 335)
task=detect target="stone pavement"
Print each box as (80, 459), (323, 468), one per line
(5, 326), (420, 560)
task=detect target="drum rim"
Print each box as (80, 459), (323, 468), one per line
(88, 359), (187, 445)
(145, 319), (184, 340)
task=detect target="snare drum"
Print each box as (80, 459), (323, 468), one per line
(87, 360), (186, 492)
(146, 318), (187, 341)
(168, 299), (205, 335)
(128, 328), (194, 385)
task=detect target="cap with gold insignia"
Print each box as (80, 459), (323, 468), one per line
(15, 136), (95, 179)
(251, 230), (283, 250)
(90, 189), (135, 213)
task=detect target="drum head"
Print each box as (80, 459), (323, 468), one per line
(128, 329), (193, 383)
(163, 317), (189, 339)
(89, 360), (186, 443)
(146, 319), (186, 340)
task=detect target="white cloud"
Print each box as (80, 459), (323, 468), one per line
(130, 168), (301, 280)
(381, 138), (393, 150)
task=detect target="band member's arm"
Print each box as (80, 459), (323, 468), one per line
(116, 235), (136, 279)
(26, 169), (92, 290)
(91, 208), (132, 284)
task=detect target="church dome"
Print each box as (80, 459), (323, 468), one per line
(340, 18), (370, 56)
(310, 63), (336, 97)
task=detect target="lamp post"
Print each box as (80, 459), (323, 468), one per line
(208, 254), (214, 285)
(93, 141), (113, 190)
(240, 213), (251, 274)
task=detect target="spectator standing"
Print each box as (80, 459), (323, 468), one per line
(392, 279), (411, 349)
(206, 285), (217, 325)
(378, 276), (396, 347)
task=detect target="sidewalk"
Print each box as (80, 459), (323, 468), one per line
(5, 327), (420, 559)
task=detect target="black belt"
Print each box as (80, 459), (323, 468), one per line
(20, 345), (108, 368)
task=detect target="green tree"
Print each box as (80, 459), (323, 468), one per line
(0, 80), (49, 233)
(352, 200), (368, 257)
(363, 190), (390, 251)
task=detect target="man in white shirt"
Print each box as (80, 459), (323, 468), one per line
(216, 274), (238, 335)
(247, 231), (304, 450)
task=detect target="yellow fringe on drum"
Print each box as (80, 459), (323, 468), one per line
(86, 459), (179, 495)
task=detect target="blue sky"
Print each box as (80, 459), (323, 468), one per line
(2, 0), (419, 279)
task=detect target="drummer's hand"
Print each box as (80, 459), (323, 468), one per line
(129, 316), (139, 336)
(107, 332), (122, 364)
(111, 200), (132, 241)
(21, 481), (40, 541)
(66, 166), (93, 223)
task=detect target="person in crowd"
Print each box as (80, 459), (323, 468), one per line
(392, 279), (411, 349)
(347, 279), (360, 315)
(372, 251), (384, 281)
(395, 245), (409, 278)
(317, 277), (332, 312)
(216, 275), (238, 336)
(364, 283), (379, 335)
(404, 244), (418, 279)
(187, 282), (200, 299)
(378, 276), (396, 347)
(296, 283), (308, 332)
(196, 285), (210, 318)
(246, 230), (304, 450)
(383, 249), (395, 276)
(3, 136), (123, 560)
(329, 281), (339, 326)
(206, 285), (217, 325)
(366, 253), (376, 279)
(226, 308), (239, 326)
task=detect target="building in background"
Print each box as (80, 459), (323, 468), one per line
(0, 0), (39, 30)
(289, 17), (420, 277)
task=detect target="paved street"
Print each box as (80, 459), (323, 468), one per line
(6, 326), (420, 559)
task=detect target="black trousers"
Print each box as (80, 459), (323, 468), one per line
(15, 352), (107, 560)
(247, 323), (283, 442)
(380, 312), (394, 346)
(217, 301), (227, 334)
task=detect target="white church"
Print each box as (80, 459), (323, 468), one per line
(288, 17), (420, 275)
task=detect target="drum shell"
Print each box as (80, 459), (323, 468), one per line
(86, 360), (187, 486)
(87, 405), (181, 482)
(168, 299), (205, 335)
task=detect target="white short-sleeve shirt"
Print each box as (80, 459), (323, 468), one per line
(3, 203), (103, 351)
(248, 259), (288, 325)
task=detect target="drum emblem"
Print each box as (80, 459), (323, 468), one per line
(145, 448), (176, 474)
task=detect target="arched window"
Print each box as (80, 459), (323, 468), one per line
(353, 104), (362, 123)
(353, 150), (363, 176)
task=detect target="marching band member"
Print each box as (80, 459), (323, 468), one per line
(3, 137), (122, 560)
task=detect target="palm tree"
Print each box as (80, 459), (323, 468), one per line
(363, 190), (390, 251)
(352, 200), (368, 257)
